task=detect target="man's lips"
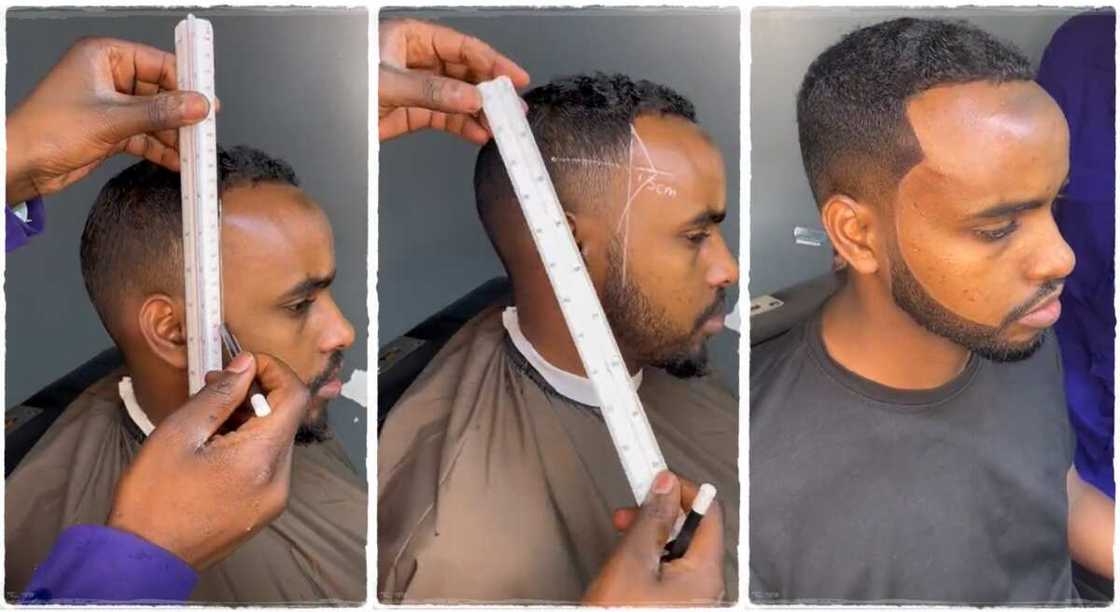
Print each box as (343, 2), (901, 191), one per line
(311, 362), (344, 399)
(699, 303), (727, 335)
(316, 377), (343, 399)
(1017, 292), (1063, 329)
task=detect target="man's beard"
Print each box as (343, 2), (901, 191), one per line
(600, 238), (725, 379)
(887, 237), (1058, 363)
(294, 350), (344, 445)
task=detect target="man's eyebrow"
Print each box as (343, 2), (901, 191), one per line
(971, 199), (1047, 220)
(278, 271), (335, 302)
(971, 172), (1071, 220)
(682, 208), (726, 227)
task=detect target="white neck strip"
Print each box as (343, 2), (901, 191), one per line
(118, 376), (156, 436)
(501, 306), (642, 407)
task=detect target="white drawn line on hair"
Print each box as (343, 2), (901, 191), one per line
(619, 125), (665, 287)
(622, 138), (634, 287)
(630, 124), (657, 171)
(549, 156), (673, 176)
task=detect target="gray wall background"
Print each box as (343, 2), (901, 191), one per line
(750, 6), (1084, 298)
(378, 7), (742, 393)
(6, 8), (370, 474)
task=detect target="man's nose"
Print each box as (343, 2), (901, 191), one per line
(706, 233), (740, 289)
(319, 296), (356, 353)
(1027, 218), (1076, 284)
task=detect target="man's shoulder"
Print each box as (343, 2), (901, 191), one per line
(8, 370), (129, 480)
(749, 320), (816, 408)
(6, 371), (132, 593)
(379, 307), (512, 465)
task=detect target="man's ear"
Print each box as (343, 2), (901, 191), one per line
(821, 194), (881, 275)
(565, 210), (587, 256)
(136, 294), (188, 370)
(565, 210), (609, 283)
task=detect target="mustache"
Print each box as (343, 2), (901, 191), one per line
(693, 289), (728, 332)
(308, 350), (345, 393)
(1000, 279), (1064, 330)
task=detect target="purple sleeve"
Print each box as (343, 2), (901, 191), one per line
(5, 196), (46, 252)
(1036, 10), (1116, 499)
(20, 525), (198, 604)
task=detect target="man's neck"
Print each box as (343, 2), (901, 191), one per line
(820, 280), (971, 390)
(126, 360), (189, 427)
(513, 282), (643, 377)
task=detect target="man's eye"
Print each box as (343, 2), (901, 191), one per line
(686, 232), (710, 245)
(286, 299), (315, 315)
(976, 220), (1019, 242)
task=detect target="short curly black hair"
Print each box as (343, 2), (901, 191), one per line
(79, 145), (299, 342)
(797, 17), (1033, 208)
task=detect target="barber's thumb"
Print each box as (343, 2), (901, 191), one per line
(175, 353), (254, 442)
(633, 471), (681, 544)
(105, 90), (210, 141)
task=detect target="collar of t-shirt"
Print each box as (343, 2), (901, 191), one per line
(118, 376), (156, 436)
(806, 307), (982, 409)
(501, 306), (643, 407)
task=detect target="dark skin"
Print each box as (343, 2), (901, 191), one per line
(818, 80), (1111, 579)
(6, 37), (212, 206)
(820, 81), (1073, 389)
(108, 352), (310, 570)
(515, 114), (739, 376)
(122, 183), (355, 430)
(379, 18), (530, 144)
(583, 471), (726, 605)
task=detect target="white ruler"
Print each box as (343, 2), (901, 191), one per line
(176, 15), (222, 395)
(478, 76), (668, 505)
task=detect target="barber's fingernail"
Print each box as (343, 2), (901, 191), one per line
(228, 352), (253, 373)
(653, 470), (674, 495)
(183, 93), (209, 120)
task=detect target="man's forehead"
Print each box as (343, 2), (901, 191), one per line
(222, 183), (325, 239)
(902, 81), (1069, 206)
(627, 115), (726, 217)
(631, 115), (723, 176)
(220, 183), (334, 287)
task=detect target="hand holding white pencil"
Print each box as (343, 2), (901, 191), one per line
(220, 324), (272, 418)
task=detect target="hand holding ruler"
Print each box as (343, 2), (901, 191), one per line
(478, 77), (716, 555)
(176, 15), (222, 395)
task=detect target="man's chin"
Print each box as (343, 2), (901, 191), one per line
(654, 340), (711, 379)
(969, 329), (1047, 363)
(294, 401), (332, 445)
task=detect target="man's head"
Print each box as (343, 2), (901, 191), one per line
(798, 18), (1075, 361)
(80, 146), (355, 442)
(475, 73), (738, 377)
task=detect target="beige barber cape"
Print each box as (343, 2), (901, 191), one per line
(6, 369), (367, 604)
(378, 306), (739, 604)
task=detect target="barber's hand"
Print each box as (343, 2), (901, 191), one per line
(6, 37), (213, 206)
(582, 471), (726, 606)
(379, 18), (530, 144)
(106, 352), (310, 571)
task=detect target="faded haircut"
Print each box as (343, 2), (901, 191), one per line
(473, 72), (696, 277)
(80, 145), (299, 344)
(797, 17), (1033, 209)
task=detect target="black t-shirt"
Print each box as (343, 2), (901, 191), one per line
(750, 308), (1076, 604)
